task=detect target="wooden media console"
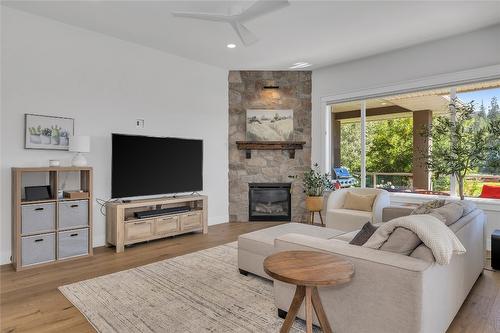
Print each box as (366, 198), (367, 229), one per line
(106, 195), (208, 253)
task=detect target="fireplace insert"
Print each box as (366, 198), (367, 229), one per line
(248, 183), (291, 221)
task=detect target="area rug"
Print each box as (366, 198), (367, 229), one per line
(59, 242), (319, 332)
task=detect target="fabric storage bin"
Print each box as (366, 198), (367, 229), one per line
(58, 228), (89, 259)
(59, 200), (89, 229)
(21, 233), (56, 266)
(21, 203), (56, 234)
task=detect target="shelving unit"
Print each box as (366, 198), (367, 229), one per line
(11, 167), (93, 271)
(106, 195), (207, 253)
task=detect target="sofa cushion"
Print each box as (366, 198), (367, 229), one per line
(334, 230), (359, 243)
(350, 222), (378, 246)
(451, 200), (477, 216)
(379, 227), (422, 255)
(343, 192), (376, 212)
(238, 223), (344, 257)
(431, 203), (464, 226)
(410, 244), (435, 262)
(411, 199), (446, 214)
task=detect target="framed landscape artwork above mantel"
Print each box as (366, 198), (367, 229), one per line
(24, 114), (74, 150)
(246, 109), (293, 141)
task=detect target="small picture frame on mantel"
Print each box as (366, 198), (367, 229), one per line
(24, 114), (74, 150)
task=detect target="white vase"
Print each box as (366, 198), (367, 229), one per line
(41, 135), (51, 144)
(51, 136), (60, 145)
(30, 134), (41, 144)
(60, 137), (68, 146)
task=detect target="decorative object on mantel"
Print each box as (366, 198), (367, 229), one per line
(69, 136), (90, 166)
(25, 114), (74, 150)
(236, 141), (306, 159)
(246, 109), (293, 141)
(291, 163), (333, 226)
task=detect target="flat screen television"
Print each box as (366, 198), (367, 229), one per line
(111, 133), (203, 198)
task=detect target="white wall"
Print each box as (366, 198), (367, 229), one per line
(0, 7), (229, 265)
(311, 23), (500, 250)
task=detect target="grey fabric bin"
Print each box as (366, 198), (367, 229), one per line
(21, 202), (56, 234)
(21, 233), (56, 266)
(59, 200), (89, 229)
(58, 228), (89, 259)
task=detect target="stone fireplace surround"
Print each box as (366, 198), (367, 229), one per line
(228, 71), (312, 223)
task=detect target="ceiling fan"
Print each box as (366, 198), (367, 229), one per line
(172, 0), (290, 46)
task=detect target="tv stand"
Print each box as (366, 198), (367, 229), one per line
(106, 195), (207, 253)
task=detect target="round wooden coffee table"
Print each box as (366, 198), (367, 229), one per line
(263, 251), (354, 333)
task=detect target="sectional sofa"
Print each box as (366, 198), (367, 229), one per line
(238, 204), (485, 333)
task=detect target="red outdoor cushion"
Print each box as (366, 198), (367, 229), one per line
(480, 184), (500, 199)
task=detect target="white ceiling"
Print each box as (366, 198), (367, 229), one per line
(3, 1), (500, 70)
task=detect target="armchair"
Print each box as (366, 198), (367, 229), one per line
(325, 188), (390, 231)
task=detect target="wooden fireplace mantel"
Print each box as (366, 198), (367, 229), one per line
(236, 141), (306, 159)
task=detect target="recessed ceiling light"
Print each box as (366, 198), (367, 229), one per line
(289, 62), (312, 69)
(227, 43), (236, 49)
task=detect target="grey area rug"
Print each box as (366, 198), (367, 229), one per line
(59, 242), (319, 333)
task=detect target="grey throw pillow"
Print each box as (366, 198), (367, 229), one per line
(411, 199), (446, 215)
(349, 222), (378, 246)
(430, 203), (464, 226)
(410, 244), (435, 262)
(380, 227), (422, 256)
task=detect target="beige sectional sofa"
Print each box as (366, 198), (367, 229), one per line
(238, 206), (485, 333)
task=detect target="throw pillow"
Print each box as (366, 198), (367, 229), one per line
(379, 227), (422, 256)
(430, 203), (464, 226)
(343, 192), (376, 212)
(451, 200), (476, 216)
(349, 222), (378, 246)
(410, 244), (435, 262)
(411, 199), (446, 215)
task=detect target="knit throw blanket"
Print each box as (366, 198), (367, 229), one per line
(363, 214), (466, 265)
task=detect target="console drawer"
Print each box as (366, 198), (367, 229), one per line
(59, 200), (89, 229)
(125, 220), (154, 242)
(180, 212), (202, 231)
(21, 233), (56, 266)
(21, 203), (56, 234)
(155, 216), (179, 235)
(58, 228), (89, 259)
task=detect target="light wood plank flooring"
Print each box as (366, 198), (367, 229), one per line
(1, 222), (498, 333)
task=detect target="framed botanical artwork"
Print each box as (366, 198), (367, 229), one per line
(246, 109), (293, 141)
(24, 114), (74, 150)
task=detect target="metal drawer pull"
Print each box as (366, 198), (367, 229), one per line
(34, 208), (44, 211)
(70, 205), (79, 208)
(70, 233), (79, 237)
(34, 238), (44, 242)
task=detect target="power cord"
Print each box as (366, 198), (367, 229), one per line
(96, 197), (118, 216)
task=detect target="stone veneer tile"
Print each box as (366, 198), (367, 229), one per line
(228, 71), (312, 223)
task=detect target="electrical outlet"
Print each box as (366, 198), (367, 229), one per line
(136, 119), (145, 128)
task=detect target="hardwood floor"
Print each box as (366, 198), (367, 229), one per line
(1, 222), (498, 333)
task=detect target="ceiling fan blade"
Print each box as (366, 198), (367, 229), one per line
(238, 0), (290, 22)
(231, 21), (258, 46)
(171, 11), (231, 22)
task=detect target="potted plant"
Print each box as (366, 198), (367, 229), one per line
(421, 100), (500, 199)
(302, 163), (334, 211)
(29, 126), (42, 144)
(59, 130), (69, 146)
(41, 127), (52, 144)
(51, 125), (61, 145)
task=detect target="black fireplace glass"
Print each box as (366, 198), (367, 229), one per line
(248, 183), (291, 221)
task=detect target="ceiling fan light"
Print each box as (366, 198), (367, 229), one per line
(227, 43), (236, 48)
